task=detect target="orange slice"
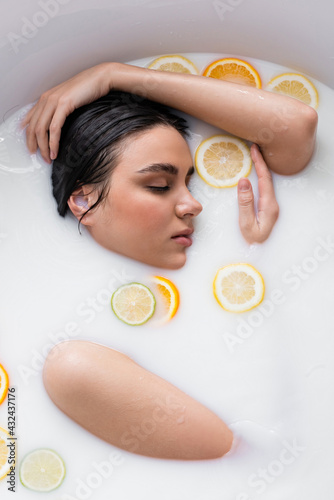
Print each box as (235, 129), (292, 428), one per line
(152, 276), (180, 323)
(0, 427), (12, 480)
(0, 364), (9, 405)
(203, 58), (261, 88)
(266, 73), (318, 109)
(148, 55), (199, 74)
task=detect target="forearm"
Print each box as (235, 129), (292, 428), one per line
(107, 62), (318, 174)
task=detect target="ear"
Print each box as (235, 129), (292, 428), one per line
(67, 186), (97, 226)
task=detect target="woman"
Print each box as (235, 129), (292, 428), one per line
(22, 62), (317, 459)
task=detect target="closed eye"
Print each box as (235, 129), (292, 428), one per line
(147, 186), (170, 193)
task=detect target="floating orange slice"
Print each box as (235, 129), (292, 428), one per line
(266, 73), (318, 109)
(203, 58), (261, 88)
(0, 364), (9, 405)
(148, 55), (199, 74)
(0, 427), (12, 480)
(152, 276), (180, 323)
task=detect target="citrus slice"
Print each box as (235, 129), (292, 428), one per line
(111, 283), (156, 326)
(148, 55), (199, 74)
(0, 364), (9, 405)
(152, 276), (180, 323)
(0, 427), (12, 480)
(213, 263), (265, 313)
(195, 135), (251, 188)
(20, 448), (65, 492)
(266, 73), (318, 109)
(203, 58), (261, 88)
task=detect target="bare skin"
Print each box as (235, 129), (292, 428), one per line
(22, 64), (318, 460)
(21, 62), (316, 244)
(43, 340), (233, 460)
(68, 126), (203, 269)
(22, 62), (317, 174)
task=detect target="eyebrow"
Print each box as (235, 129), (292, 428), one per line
(137, 163), (195, 176)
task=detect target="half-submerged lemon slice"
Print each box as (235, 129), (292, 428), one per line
(213, 263), (265, 313)
(152, 276), (180, 324)
(195, 135), (251, 188)
(20, 449), (65, 492)
(203, 58), (261, 88)
(148, 55), (199, 74)
(0, 427), (12, 480)
(266, 73), (318, 109)
(111, 283), (156, 326)
(0, 364), (9, 405)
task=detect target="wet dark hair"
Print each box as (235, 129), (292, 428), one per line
(52, 90), (189, 221)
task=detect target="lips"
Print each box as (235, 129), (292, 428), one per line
(171, 228), (194, 247)
(171, 228), (194, 239)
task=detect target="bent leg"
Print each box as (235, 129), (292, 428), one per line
(43, 340), (233, 460)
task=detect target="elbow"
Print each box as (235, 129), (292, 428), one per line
(300, 103), (318, 149)
(261, 101), (318, 176)
(290, 104), (318, 174)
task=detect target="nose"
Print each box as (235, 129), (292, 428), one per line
(175, 188), (203, 219)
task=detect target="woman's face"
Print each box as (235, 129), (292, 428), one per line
(80, 126), (203, 269)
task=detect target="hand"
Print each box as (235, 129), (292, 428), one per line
(21, 63), (113, 163)
(237, 144), (279, 244)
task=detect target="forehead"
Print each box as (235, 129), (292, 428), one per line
(114, 126), (192, 176)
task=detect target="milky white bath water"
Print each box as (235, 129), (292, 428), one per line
(0, 53), (333, 500)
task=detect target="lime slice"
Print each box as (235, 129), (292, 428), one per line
(111, 283), (156, 326)
(20, 449), (66, 492)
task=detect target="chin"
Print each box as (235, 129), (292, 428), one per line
(159, 253), (187, 270)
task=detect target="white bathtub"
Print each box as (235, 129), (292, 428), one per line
(1, 0), (334, 118)
(1, 1), (334, 499)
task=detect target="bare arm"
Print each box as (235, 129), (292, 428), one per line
(110, 63), (318, 175)
(23, 61), (317, 173)
(22, 62), (316, 245)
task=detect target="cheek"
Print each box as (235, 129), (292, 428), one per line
(113, 193), (171, 232)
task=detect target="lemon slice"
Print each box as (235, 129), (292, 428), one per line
(203, 58), (261, 88)
(195, 135), (251, 188)
(266, 73), (318, 109)
(148, 55), (199, 74)
(213, 263), (265, 313)
(0, 364), (9, 405)
(152, 276), (180, 324)
(111, 283), (156, 326)
(20, 449), (65, 492)
(0, 427), (12, 480)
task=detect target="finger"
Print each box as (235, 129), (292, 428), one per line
(48, 103), (71, 159)
(251, 144), (279, 220)
(28, 101), (60, 163)
(238, 177), (257, 241)
(20, 104), (37, 129)
(251, 144), (279, 240)
(251, 144), (276, 208)
(24, 101), (48, 154)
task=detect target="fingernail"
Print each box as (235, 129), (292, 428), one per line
(239, 179), (250, 191)
(50, 151), (56, 160)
